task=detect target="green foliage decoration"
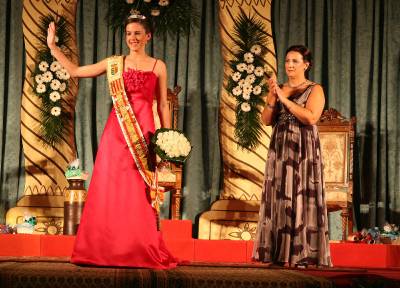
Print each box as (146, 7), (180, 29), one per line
(225, 10), (271, 149)
(31, 15), (72, 147)
(107, 0), (199, 36)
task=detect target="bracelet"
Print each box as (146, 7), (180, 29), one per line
(266, 103), (275, 109)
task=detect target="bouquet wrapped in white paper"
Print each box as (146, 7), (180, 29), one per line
(151, 128), (192, 164)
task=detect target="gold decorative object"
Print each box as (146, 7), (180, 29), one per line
(63, 179), (87, 235)
(317, 108), (356, 241)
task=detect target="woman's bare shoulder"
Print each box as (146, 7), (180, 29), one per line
(309, 82), (323, 92)
(152, 58), (167, 76)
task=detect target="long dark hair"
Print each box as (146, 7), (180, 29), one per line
(285, 45), (313, 72)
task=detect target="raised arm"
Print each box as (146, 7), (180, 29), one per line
(261, 75), (279, 126)
(47, 22), (106, 78)
(155, 61), (171, 129)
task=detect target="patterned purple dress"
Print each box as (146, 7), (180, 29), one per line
(252, 84), (332, 267)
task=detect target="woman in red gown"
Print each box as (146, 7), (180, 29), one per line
(47, 16), (177, 269)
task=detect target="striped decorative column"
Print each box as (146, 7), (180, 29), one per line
(6, 0), (79, 234)
(218, 1), (276, 201)
(198, 0), (277, 240)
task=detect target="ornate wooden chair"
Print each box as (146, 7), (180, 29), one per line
(317, 108), (356, 241)
(152, 86), (183, 220)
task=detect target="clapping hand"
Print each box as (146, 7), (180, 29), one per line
(47, 22), (57, 50)
(268, 74), (284, 101)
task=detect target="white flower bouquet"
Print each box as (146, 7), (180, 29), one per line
(33, 59), (70, 116)
(31, 15), (72, 146)
(224, 11), (272, 149)
(151, 128), (192, 164)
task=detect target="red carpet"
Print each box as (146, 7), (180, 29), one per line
(1, 220), (400, 269)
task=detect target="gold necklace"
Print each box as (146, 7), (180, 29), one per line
(287, 80), (308, 88)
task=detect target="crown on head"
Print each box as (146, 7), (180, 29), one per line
(128, 9), (146, 20)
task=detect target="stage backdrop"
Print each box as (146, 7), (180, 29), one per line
(0, 0), (399, 231)
(0, 0), (222, 224)
(272, 0), (400, 229)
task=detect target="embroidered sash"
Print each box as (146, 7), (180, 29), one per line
(106, 56), (164, 212)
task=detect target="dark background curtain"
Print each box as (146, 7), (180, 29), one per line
(1, 0), (399, 234)
(0, 0), (25, 225)
(273, 0), (400, 229)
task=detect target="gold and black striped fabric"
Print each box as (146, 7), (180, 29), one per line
(218, 1), (277, 201)
(21, 0), (79, 196)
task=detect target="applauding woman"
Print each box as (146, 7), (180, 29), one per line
(252, 45), (332, 268)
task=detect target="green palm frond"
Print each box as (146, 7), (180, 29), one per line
(37, 15), (71, 54)
(231, 10), (268, 51)
(235, 107), (263, 149)
(107, 0), (199, 37)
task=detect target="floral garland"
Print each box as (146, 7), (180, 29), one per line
(151, 128), (192, 164)
(225, 10), (270, 149)
(32, 15), (72, 146)
(107, 0), (199, 36)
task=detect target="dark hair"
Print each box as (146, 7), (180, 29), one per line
(285, 45), (313, 71)
(124, 17), (153, 34)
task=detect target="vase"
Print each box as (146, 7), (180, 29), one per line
(64, 179), (87, 235)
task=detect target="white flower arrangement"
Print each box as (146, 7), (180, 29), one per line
(42, 71), (53, 83)
(33, 59), (70, 119)
(36, 83), (46, 94)
(59, 82), (66, 92)
(225, 14), (271, 149)
(241, 102), (251, 112)
(50, 91), (61, 102)
(50, 61), (62, 72)
(236, 63), (247, 72)
(51, 106), (61, 116)
(242, 92), (251, 100)
(50, 79), (61, 90)
(31, 15), (73, 147)
(250, 44), (262, 55)
(245, 74), (256, 84)
(246, 64), (255, 74)
(35, 74), (44, 84)
(39, 61), (49, 72)
(254, 66), (264, 77)
(253, 85), (262, 95)
(243, 52), (254, 63)
(242, 83), (253, 94)
(158, 0), (169, 6)
(227, 44), (268, 122)
(151, 128), (192, 164)
(232, 72), (242, 82)
(232, 86), (242, 96)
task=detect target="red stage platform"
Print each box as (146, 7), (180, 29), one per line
(1, 220), (400, 268)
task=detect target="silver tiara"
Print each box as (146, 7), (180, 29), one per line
(129, 9), (146, 20)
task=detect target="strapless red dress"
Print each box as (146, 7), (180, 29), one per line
(70, 68), (178, 269)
